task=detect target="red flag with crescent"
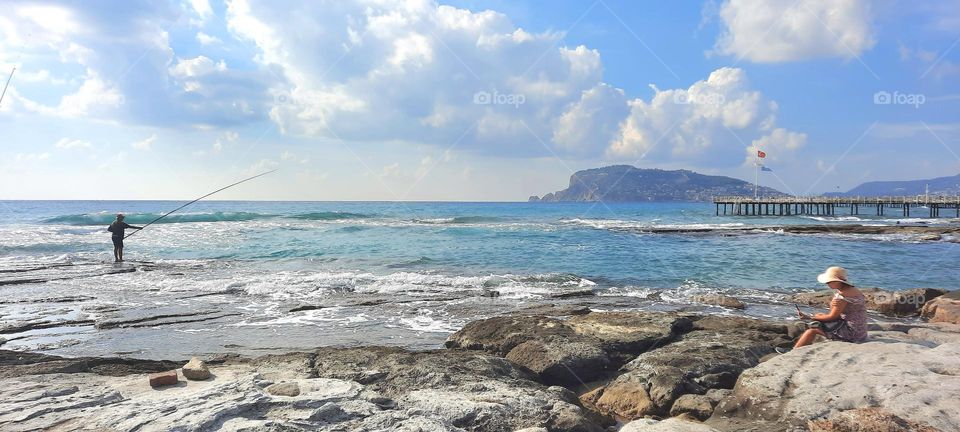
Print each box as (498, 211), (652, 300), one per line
(757, 150), (766, 158)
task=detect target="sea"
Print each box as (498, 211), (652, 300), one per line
(1, 200), (958, 359)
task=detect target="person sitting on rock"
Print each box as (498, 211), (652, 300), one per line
(792, 266), (868, 348)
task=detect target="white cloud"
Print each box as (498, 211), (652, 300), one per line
(15, 152), (50, 161)
(607, 68), (802, 165)
(196, 32), (222, 46)
(744, 128), (807, 165)
(190, 0), (214, 22)
(714, 0), (875, 63)
(0, 2), (268, 126)
(170, 56), (227, 78)
(132, 134), (157, 151)
(54, 138), (92, 150)
(226, 0), (618, 156)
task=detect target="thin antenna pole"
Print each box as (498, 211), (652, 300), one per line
(0, 67), (15, 107)
(124, 169), (277, 239)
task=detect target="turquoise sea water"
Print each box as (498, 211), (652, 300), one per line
(1, 200), (958, 358)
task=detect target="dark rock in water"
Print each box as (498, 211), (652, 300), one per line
(551, 289), (596, 299)
(479, 289), (501, 298)
(692, 293), (745, 309)
(182, 357), (210, 380)
(148, 370), (178, 388)
(0, 349), (182, 378)
(290, 304), (326, 313)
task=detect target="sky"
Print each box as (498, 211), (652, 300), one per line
(1, 0), (959, 201)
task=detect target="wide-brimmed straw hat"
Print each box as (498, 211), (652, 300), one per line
(817, 266), (853, 286)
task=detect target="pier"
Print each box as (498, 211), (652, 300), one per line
(713, 196), (960, 218)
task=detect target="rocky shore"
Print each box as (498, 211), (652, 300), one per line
(2, 302), (960, 431)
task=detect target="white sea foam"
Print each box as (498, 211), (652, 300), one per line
(560, 218), (746, 231)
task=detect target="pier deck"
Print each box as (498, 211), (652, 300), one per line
(713, 196), (960, 218)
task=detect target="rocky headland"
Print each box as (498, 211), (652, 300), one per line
(2, 294), (960, 431)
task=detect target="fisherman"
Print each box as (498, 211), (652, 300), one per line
(107, 214), (142, 262)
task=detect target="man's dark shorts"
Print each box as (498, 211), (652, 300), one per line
(112, 236), (123, 248)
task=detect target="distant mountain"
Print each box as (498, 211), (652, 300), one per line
(529, 165), (787, 202)
(828, 173), (960, 197)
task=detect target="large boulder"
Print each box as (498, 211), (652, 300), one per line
(712, 336), (960, 432)
(922, 297), (960, 324)
(566, 312), (692, 364)
(445, 316), (578, 355)
(446, 312), (690, 386)
(581, 317), (790, 420)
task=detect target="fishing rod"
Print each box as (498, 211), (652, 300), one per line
(0, 67), (15, 107)
(124, 169), (277, 239)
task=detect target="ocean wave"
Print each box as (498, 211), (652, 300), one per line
(289, 211), (373, 221)
(43, 211), (275, 226)
(560, 218), (746, 231)
(799, 216), (864, 222)
(412, 216), (506, 224)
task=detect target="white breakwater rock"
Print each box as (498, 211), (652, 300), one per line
(712, 329), (960, 431)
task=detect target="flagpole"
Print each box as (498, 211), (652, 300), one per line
(754, 159), (759, 199)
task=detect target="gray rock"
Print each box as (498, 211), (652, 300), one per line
(0, 346), (606, 432)
(621, 417), (722, 432)
(581, 316), (789, 420)
(181, 357), (210, 380)
(266, 381), (300, 397)
(692, 294), (745, 309)
(807, 407), (941, 432)
(669, 394), (715, 420)
(712, 338), (960, 432)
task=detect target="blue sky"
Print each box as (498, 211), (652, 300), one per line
(1, 0), (959, 200)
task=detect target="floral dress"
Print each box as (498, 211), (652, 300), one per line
(826, 292), (869, 342)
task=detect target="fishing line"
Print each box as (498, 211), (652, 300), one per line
(123, 169), (277, 239)
(0, 66), (14, 107)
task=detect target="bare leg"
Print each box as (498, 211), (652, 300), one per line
(794, 328), (826, 348)
(118, 247), (124, 262)
(114, 246), (120, 262)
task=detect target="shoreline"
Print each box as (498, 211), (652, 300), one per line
(3, 297), (960, 431)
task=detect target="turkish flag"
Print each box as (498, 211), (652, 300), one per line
(757, 150), (766, 158)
